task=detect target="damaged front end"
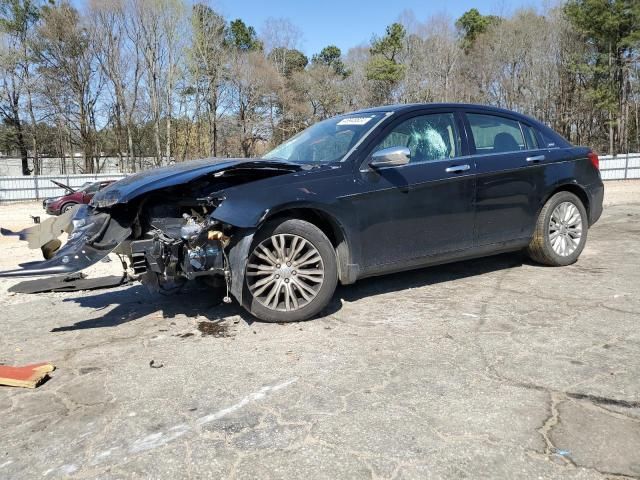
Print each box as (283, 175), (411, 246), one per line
(125, 202), (235, 299)
(0, 159), (299, 303)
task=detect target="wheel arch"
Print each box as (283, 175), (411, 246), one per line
(260, 206), (353, 284)
(60, 201), (79, 212)
(540, 182), (590, 223)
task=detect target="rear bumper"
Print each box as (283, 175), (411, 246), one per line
(586, 180), (604, 226)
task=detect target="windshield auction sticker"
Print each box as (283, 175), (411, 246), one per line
(337, 117), (373, 126)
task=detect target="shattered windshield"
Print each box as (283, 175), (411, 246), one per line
(263, 112), (389, 164)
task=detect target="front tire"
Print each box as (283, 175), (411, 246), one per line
(61, 202), (77, 214)
(243, 219), (338, 322)
(527, 191), (588, 266)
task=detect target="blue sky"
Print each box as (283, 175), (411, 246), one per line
(214, 0), (546, 55)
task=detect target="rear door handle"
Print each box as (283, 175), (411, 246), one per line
(445, 164), (470, 173)
(526, 155), (545, 163)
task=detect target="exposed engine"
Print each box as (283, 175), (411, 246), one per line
(126, 203), (232, 298)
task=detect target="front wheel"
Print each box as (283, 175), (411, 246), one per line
(61, 202), (77, 214)
(526, 191), (588, 266)
(243, 219), (338, 322)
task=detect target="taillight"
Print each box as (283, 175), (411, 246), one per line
(588, 151), (599, 170)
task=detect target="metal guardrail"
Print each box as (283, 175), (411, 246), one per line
(0, 154), (638, 203)
(599, 153), (640, 180)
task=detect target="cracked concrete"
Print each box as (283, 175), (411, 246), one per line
(0, 181), (639, 479)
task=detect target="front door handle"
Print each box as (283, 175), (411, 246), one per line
(526, 155), (545, 163)
(445, 164), (470, 173)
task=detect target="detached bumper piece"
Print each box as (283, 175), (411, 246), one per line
(8, 273), (129, 294)
(0, 205), (131, 278)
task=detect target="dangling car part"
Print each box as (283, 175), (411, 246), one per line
(0, 104), (604, 322)
(0, 205), (131, 276)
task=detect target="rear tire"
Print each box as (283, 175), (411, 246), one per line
(527, 191), (588, 266)
(243, 219), (338, 322)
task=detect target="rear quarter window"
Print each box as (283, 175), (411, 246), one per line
(521, 124), (539, 149)
(540, 130), (558, 148)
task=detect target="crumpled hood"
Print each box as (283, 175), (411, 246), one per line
(92, 158), (301, 206)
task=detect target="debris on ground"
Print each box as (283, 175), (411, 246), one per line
(0, 362), (55, 388)
(149, 360), (164, 368)
(197, 321), (231, 337)
(8, 273), (128, 294)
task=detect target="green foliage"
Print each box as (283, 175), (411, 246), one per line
(370, 22), (405, 62)
(565, 0), (640, 50)
(226, 18), (262, 52)
(565, 0), (640, 127)
(312, 45), (347, 76)
(455, 8), (500, 51)
(0, 0), (39, 37)
(366, 22), (406, 96)
(269, 47), (308, 77)
(365, 56), (405, 83)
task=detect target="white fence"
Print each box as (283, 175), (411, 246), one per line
(0, 174), (127, 203)
(0, 154), (638, 203)
(599, 153), (640, 180)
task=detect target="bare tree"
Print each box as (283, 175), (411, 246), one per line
(36, 1), (103, 173)
(260, 17), (303, 76)
(0, 0), (40, 174)
(90, 0), (143, 172)
(189, 2), (227, 157)
(228, 50), (280, 156)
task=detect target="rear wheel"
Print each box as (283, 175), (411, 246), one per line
(243, 219), (338, 322)
(526, 191), (588, 266)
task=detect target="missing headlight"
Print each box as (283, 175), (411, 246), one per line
(91, 189), (121, 209)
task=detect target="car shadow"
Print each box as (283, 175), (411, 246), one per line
(53, 282), (254, 332)
(52, 251), (526, 331)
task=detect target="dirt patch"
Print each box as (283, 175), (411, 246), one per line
(197, 321), (232, 338)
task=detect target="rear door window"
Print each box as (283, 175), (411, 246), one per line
(467, 113), (525, 154)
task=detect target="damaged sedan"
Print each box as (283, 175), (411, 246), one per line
(0, 104), (604, 322)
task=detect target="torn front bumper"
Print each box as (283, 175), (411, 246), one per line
(0, 205), (131, 278)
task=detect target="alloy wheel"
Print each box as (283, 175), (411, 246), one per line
(246, 234), (325, 311)
(548, 201), (583, 257)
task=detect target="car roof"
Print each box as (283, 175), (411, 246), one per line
(348, 102), (570, 147)
(352, 103), (529, 117)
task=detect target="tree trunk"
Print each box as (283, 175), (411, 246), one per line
(17, 126), (30, 176)
(10, 109), (30, 175)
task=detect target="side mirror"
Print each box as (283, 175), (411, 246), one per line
(369, 146), (411, 169)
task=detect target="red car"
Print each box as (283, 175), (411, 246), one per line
(42, 180), (116, 215)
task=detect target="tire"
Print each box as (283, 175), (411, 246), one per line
(242, 219), (338, 322)
(61, 202), (77, 214)
(526, 191), (588, 266)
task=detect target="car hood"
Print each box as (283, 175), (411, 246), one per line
(50, 180), (76, 194)
(92, 158), (303, 206)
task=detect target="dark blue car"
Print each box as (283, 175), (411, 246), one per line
(2, 104), (604, 322)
